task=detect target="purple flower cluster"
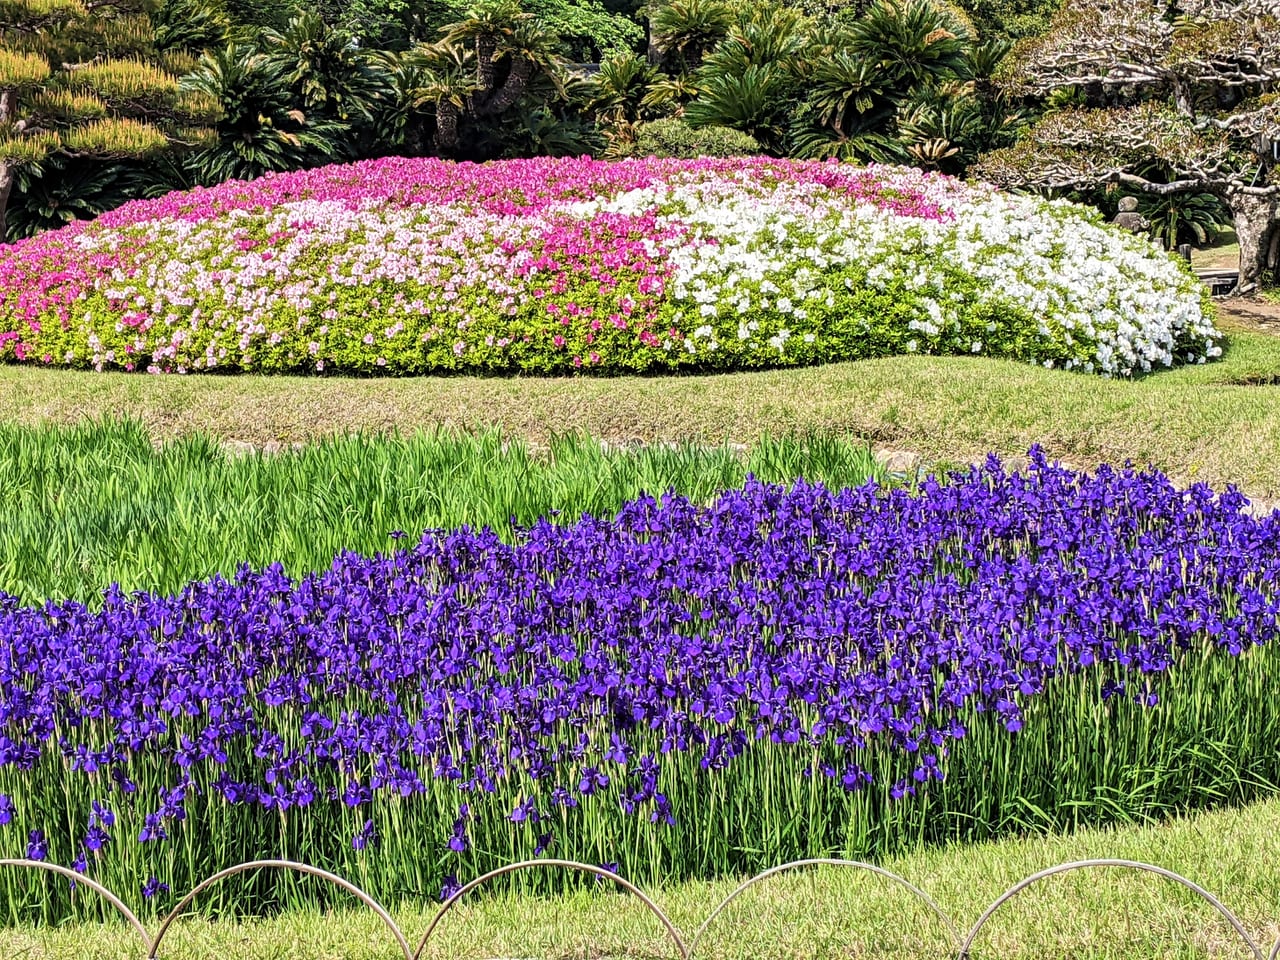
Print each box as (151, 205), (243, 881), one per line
(0, 449), (1277, 892)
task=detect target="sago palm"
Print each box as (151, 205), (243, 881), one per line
(498, 105), (603, 158)
(640, 73), (700, 116)
(846, 0), (970, 89)
(789, 119), (905, 162)
(439, 0), (530, 96)
(401, 42), (477, 153)
(481, 19), (567, 115)
(805, 49), (896, 136)
(684, 62), (793, 152)
(698, 3), (810, 76)
(180, 43), (345, 183)
(898, 76), (1025, 171)
(588, 53), (662, 131)
(650, 0), (732, 71)
(261, 11), (389, 123)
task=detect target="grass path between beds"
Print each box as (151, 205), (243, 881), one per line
(1, 798), (1277, 959)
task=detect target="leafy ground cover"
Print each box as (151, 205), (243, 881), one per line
(0, 157), (1219, 377)
(1, 448), (1277, 921)
(2, 311), (1278, 495)
(0, 420), (885, 606)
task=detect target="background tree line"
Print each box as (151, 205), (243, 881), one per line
(5, 0), (1273, 290)
(0, 0), (1061, 241)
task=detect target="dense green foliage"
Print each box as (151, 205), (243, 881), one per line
(628, 117), (760, 158)
(0, 0), (219, 240)
(6, 155), (186, 238)
(0, 419), (887, 605)
(1, 0), (1059, 237)
(961, 0), (1058, 40)
(621, 0), (1026, 169)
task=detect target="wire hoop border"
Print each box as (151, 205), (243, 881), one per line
(0, 854), (1271, 959)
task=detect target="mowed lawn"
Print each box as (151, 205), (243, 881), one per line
(2, 313), (1280, 496)
(0, 798), (1277, 960)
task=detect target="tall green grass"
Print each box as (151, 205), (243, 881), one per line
(0, 419), (887, 605)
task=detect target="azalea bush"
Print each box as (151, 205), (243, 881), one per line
(0, 156), (1219, 379)
(1, 451), (1278, 917)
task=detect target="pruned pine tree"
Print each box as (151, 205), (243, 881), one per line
(973, 0), (1280, 293)
(0, 0), (217, 242)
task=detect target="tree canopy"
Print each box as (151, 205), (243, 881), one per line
(0, 0), (218, 240)
(973, 0), (1280, 291)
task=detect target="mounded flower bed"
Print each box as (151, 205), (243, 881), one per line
(0, 157), (1219, 378)
(1, 452), (1278, 914)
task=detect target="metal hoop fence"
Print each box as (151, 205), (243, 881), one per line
(0, 855), (1273, 959)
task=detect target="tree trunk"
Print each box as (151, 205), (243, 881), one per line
(480, 57), (532, 116)
(1228, 189), (1280, 294)
(0, 162), (13, 246)
(433, 102), (460, 155)
(476, 35), (498, 104)
(646, 15), (660, 66)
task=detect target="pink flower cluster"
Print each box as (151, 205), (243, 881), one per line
(0, 156), (1209, 376)
(82, 155), (957, 227)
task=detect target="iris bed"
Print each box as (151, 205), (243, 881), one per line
(0, 449), (1278, 919)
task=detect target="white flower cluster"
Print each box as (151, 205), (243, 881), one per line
(600, 167), (1218, 376)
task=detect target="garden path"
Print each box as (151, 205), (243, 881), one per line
(1216, 297), (1280, 335)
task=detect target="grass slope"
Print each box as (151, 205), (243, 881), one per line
(2, 320), (1278, 496)
(0, 798), (1276, 959)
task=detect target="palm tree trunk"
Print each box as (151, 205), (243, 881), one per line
(476, 35), (499, 106)
(433, 102), (461, 154)
(480, 57), (532, 116)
